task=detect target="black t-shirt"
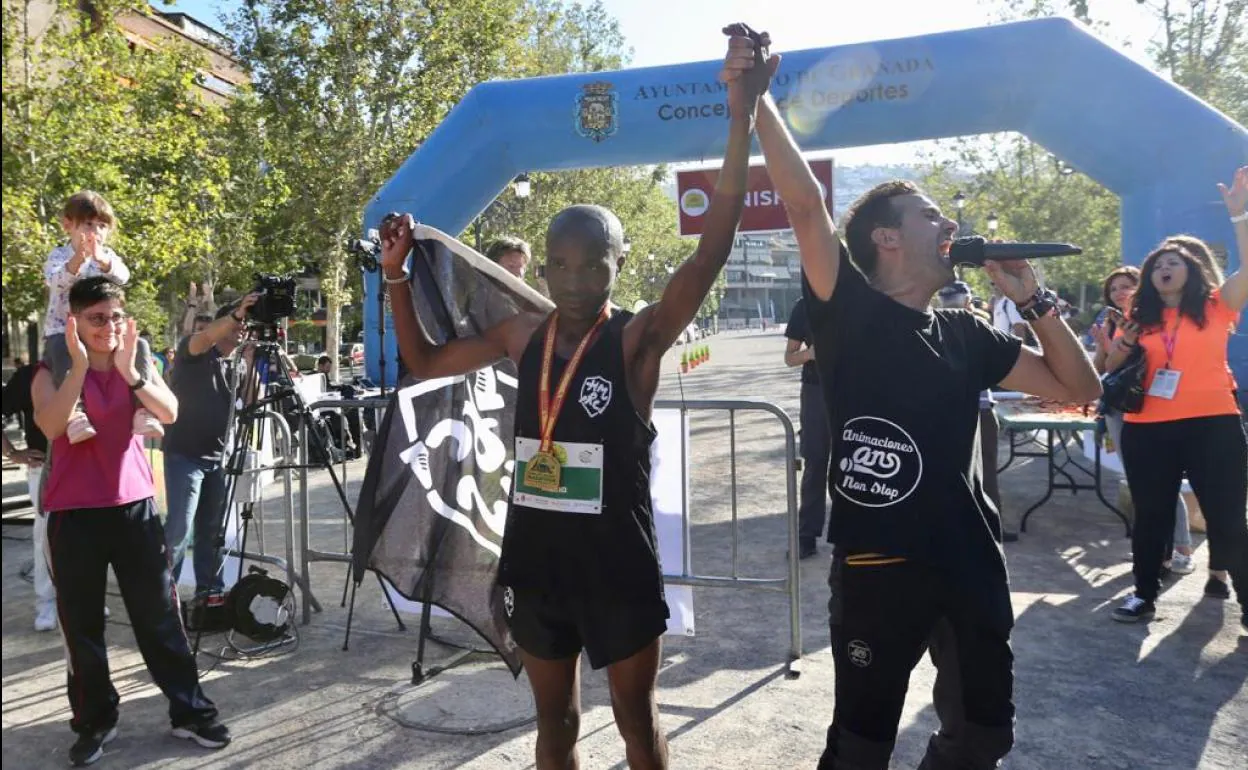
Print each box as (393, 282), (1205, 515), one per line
(2, 364), (48, 454)
(499, 311), (665, 603)
(785, 299), (819, 385)
(162, 335), (234, 463)
(806, 242), (1022, 591)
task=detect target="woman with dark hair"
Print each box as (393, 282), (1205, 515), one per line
(1104, 166), (1248, 629)
(1091, 267), (1194, 576)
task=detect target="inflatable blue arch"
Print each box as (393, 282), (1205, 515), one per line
(363, 17), (1248, 389)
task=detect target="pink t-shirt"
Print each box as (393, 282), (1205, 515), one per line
(42, 365), (155, 513)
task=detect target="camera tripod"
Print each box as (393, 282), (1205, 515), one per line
(193, 327), (404, 658)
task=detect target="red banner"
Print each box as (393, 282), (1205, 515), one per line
(676, 159), (833, 236)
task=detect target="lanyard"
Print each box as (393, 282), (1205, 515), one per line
(537, 308), (609, 452)
(1160, 313), (1181, 369)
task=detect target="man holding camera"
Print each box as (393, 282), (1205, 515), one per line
(162, 293), (259, 601)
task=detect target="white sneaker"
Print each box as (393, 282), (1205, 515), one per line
(132, 408), (164, 439)
(1170, 553), (1196, 575)
(67, 411), (97, 444)
(34, 605), (57, 632)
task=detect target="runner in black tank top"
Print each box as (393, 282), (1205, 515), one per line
(501, 310), (664, 604)
(379, 25), (774, 769)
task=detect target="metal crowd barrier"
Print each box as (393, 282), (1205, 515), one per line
(289, 395), (802, 675)
(298, 396), (390, 625)
(655, 399), (803, 678)
(220, 409), (311, 608)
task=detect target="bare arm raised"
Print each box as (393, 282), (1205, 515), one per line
(622, 23), (771, 410)
(1217, 166), (1248, 312)
(380, 214), (541, 380)
(722, 33), (840, 301)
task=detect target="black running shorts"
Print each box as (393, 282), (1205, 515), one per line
(504, 588), (669, 670)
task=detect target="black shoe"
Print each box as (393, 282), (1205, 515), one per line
(799, 538), (818, 560)
(1205, 577), (1231, 600)
(70, 726), (116, 766)
(1002, 532), (1019, 543)
(171, 720), (231, 749)
(1111, 594), (1156, 623)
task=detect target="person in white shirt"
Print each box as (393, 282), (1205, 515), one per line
(41, 191), (156, 444)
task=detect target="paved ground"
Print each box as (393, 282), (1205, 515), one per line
(3, 330), (1246, 769)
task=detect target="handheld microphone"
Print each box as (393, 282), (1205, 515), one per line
(949, 236), (1083, 267)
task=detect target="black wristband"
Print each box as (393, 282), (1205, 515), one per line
(1018, 289), (1058, 322)
(128, 375), (147, 392)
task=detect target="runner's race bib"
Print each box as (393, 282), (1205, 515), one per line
(513, 437), (604, 514)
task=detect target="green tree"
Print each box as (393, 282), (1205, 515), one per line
(1136, 0), (1248, 125)
(2, 0), (288, 348)
(225, 0), (547, 381)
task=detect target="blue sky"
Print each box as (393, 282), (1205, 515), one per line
(161, 0), (1160, 164)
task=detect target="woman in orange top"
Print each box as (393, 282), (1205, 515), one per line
(1104, 166), (1248, 628)
(1091, 267), (1195, 576)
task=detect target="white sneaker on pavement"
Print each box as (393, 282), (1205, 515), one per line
(35, 605), (57, 632)
(1171, 553), (1196, 575)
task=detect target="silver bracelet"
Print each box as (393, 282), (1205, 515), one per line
(1231, 211), (1248, 224)
(384, 272), (410, 285)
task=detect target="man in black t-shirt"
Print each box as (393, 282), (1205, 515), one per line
(163, 293), (258, 599)
(725, 32), (1102, 770)
(784, 297), (830, 558)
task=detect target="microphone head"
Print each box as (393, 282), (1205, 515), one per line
(948, 236), (987, 267)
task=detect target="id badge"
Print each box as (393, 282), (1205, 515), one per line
(1148, 368), (1182, 400)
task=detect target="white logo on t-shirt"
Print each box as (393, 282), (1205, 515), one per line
(579, 376), (613, 418)
(836, 416), (923, 507)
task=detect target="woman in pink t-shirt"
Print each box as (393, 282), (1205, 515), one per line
(32, 275), (230, 766)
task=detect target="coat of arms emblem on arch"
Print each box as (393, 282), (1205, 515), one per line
(575, 81), (618, 142)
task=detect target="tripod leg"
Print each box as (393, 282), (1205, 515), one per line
(342, 578), (359, 652)
(377, 572), (406, 631)
(412, 598), (433, 684)
(341, 563), (351, 608)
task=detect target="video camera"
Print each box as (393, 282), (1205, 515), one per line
(250, 273), (297, 325)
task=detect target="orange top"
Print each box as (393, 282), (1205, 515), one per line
(1125, 289), (1241, 423)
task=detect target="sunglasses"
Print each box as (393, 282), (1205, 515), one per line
(80, 311), (127, 328)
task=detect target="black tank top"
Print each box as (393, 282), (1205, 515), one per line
(498, 310), (663, 601)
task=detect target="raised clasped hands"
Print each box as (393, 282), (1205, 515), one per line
(719, 23), (780, 120)
(380, 213), (415, 279)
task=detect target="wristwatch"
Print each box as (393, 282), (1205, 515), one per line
(128, 375), (147, 392)
(1017, 289), (1059, 322)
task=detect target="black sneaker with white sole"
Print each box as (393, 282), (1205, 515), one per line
(171, 720), (231, 749)
(69, 726), (117, 767)
(1112, 594), (1156, 623)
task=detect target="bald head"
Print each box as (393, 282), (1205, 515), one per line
(544, 205), (626, 321)
(547, 205), (624, 260)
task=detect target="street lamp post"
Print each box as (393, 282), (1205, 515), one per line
(474, 174), (532, 252)
(987, 212), (1000, 237)
(952, 191), (966, 235)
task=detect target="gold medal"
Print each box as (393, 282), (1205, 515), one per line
(527, 308), (610, 495)
(523, 450), (562, 492)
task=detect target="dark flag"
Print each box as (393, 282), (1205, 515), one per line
(351, 225), (552, 675)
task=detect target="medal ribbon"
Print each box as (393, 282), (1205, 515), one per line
(1160, 313), (1181, 369)
(538, 307), (610, 453)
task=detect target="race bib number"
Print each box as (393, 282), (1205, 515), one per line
(513, 437), (604, 514)
(1148, 368), (1182, 400)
